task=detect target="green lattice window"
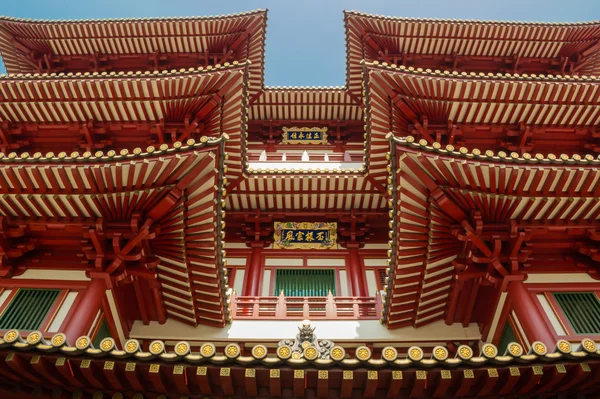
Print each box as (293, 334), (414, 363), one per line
(553, 292), (600, 334)
(0, 289), (60, 331)
(274, 269), (336, 297)
(93, 318), (111, 348)
(498, 321), (518, 355)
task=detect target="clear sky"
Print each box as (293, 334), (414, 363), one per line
(0, 0), (598, 86)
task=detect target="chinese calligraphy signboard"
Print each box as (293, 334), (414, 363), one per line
(273, 222), (337, 249)
(282, 127), (328, 145)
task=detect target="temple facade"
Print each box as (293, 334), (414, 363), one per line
(0, 9), (598, 399)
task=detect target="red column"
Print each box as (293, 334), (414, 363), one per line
(63, 278), (107, 345)
(507, 280), (555, 348)
(242, 244), (263, 296)
(347, 246), (368, 297)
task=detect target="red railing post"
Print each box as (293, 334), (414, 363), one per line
(230, 291), (237, 318)
(375, 292), (383, 319)
(326, 291), (336, 318)
(352, 297), (360, 318)
(252, 297), (260, 318)
(303, 297), (310, 318)
(276, 291), (287, 318)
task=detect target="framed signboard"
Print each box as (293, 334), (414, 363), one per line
(273, 222), (337, 249)
(281, 127), (328, 145)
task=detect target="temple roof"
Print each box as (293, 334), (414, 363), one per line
(1, 328), (600, 398)
(0, 11), (267, 96)
(383, 135), (600, 328)
(0, 63), (248, 181)
(0, 137), (228, 327)
(248, 87), (364, 121)
(345, 11), (600, 97)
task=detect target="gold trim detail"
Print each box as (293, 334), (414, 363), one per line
(245, 368), (256, 378)
(294, 370), (305, 378)
(149, 341), (164, 355)
(26, 331), (41, 345)
(508, 343), (523, 357)
(416, 370), (427, 380)
(457, 345), (473, 360)
(556, 364), (566, 373)
(252, 345), (267, 359)
(488, 369), (498, 377)
(80, 359), (91, 369)
(277, 345), (292, 359)
(481, 343), (497, 358)
(303, 346), (318, 360)
(330, 346), (346, 361)
(225, 343), (240, 358)
(175, 341), (190, 356)
(463, 369), (474, 379)
(582, 339), (596, 353)
(200, 343), (216, 358)
(355, 346), (371, 361)
(433, 346), (448, 361)
(582, 363), (591, 372)
(441, 370), (451, 379)
(557, 340), (571, 354)
(76, 337), (90, 350)
(4, 330), (18, 343)
(281, 127), (328, 145)
(382, 346), (398, 361)
(55, 358), (66, 366)
(104, 361), (115, 371)
(220, 368), (231, 377)
(124, 340), (139, 354)
(197, 367), (207, 376)
(343, 370), (353, 380)
(392, 370), (403, 380)
(532, 366), (543, 375)
(51, 333), (66, 347)
(408, 346), (423, 361)
(30, 355), (40, 365)
(100, 338), (115, 352)
(509, 367), (520, 376)
(318, 370), (328, 379)
(173, 365), (184, 375)
(125, 363), (136, 372)
(368, 370), (378, 380)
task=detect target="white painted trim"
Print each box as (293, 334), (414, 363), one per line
(362, 244), (389, 250)
(485, 292), (507, 342)
(131, 319), (481, 342)
(365, 269), (378, 296)
(536, 294), (567, 335)
(106, 290), (126, 346)
(511, 311), (531, 348)
(526, 273), (597, 284)
(88, 310), (102, 337)
(307, 258), (345, 266)
(0, 289), (12, 309)
(339, 270), (349, 296)
(226, 258), (247, 265)
(265, 258), (303, 266)
(12, 270), (90, 281)
(225, 243), (249, 249)
(363, 258), (388, 266)
(261, 269), (272, 296)
(233, 269), (245, 295)
(248, 161), (363, 171)
(48, 291), (78, 333)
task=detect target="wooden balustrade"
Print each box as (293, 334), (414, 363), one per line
(230, 292), (383, 320)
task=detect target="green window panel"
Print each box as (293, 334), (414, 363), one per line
(498, 321), (518, 355)
(93, 318), (112, 348)
(0, 289), (60, 331)
(554, 292), (600, 334)
(274, 269), (336, 297)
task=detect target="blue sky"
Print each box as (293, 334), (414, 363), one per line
(0, 0), (598, 86)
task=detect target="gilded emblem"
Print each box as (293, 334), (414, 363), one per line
(382, 346), (397, 361)
(252, 345), (267, 359)
(273, 222), (337, 250)
(355, 346), (371, 361)
(282, 127), (328, 145)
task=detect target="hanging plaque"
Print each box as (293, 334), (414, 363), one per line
(273, 222), (337, 249)
(281, 127), (328, 145)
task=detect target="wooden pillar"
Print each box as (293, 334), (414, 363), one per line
(243, 244), (263, 296)
(63, 278), (106, 345)
(347, 246), (368, 297)
(507, 281), (555, 348)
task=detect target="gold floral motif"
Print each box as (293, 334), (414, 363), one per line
(557, 340), (571, 353)
(409, 347), (423, 360)
(302, 341), (311, 349)
(4, 330), (18, 342)
(356, 347), (371, 360)
(292, 352), (301, 360)
(55, 358), (66, 366)
(533, 342), (547, 355)
(458, 346), (472, 359)
(100, 339), (114, 352)
(488, 369), (498, 377)
(51, 334), (65, 347)
(509, 367), (520, 376)
(295, 370), (305, 378)
(318, 370), (328, 379)
(330, 346), (345, 361)
(367, 370), (377, 380)
(196, 367), (207, 376)
(392, 370), (403, 380)
(80, 359), (91, 369)
(277, 346), (291, 359)
(434, 346), (448, 360)
(441, 370), (451, 379)
(556, 364), (566, 373)
(225, 344), (239, 358)
(220, 368), (231, 377)
(149, 364), (160, 373)
(125, 363), (136, 372)
(508, 343), (523, 357)
(252, 345), (266, 358)
(463, 369), (474, 379)
(482, 344), (497, 358)
(582, 363), (591, 372)
(200, 344), (215, 357)
(104, 361), (115, 371)
(125, 340), (138, 353)
(416, 371), (427, 380)
(382, 347), (397, 361)
(245, 369), (256, 378)
(583, 339), (596, 352)
(27, 332), (40, 344)
(343, 370), (353, 380)
(172, 366), (184, 375)
(304, 347), (318, 360)
(150, 342), (164, 354)
(76, 337), (89, 349)
(532, 366), (543, 375)
(30, 355), (40, 365)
